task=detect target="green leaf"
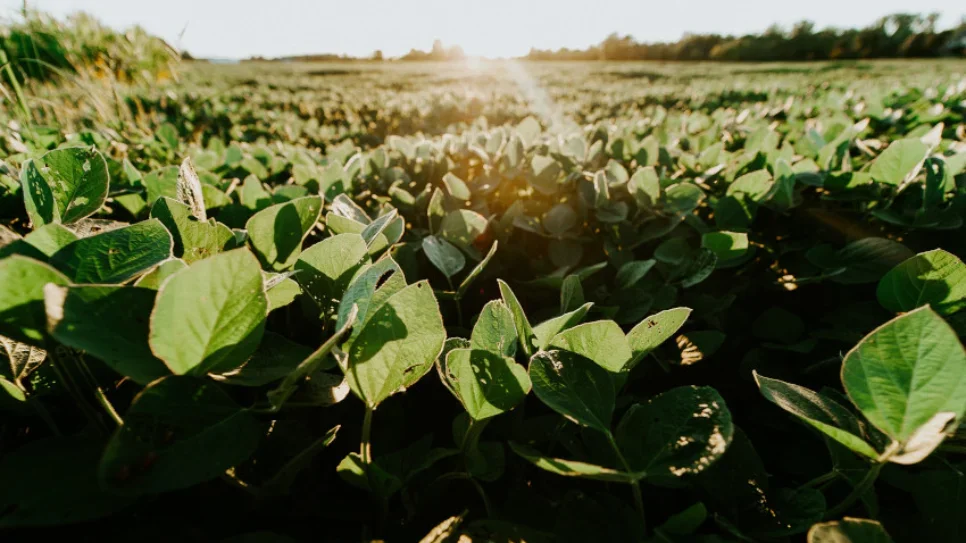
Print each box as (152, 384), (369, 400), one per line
(680, 249), (718, 288)
(439, 210), (488, 252)
(548, 320), (632, 373)
(543, 204), (578, 236)
(664, 183), (705, 214)
(842, 306), (966, 458)
(99, 376), (267, 495)
(616, 259), (656, 290)
(215, 332), (311, 387)
(616, 386), (733, 478)
(240, 175), (272, 210)
(701, 231), (749, 264)
(753, 373), (879, 460)
(529, 155), (562, 195)
(533, 302), (593, 351)
(498, 279), (537, 358)
(529, 350), (614, 433)
(343, 281), (445, 408)
(265, 274), (301, 312)
(49, 219), (173, 284)
(829, 238), (915, 285)
(0, 256), (70, 345)
(727, 170), (773, 202)
(151, 198), (235, 264)
(560, 274), (584, 313)
(444, 348), (530, 420)
(471, 300), (517, 357)
(294, 233), (369, 312)
(21, 147), (109, 226)
(0, 335), (45, 382)
(422, 235), (465, 279)
(45, 284), (169, 385)
(626, 307), (692, 365)
(808, 518), (894, 543)
(869, 138), (929, 186)
(245, 196), (323, 271)
(509, 442), (645, 482)
(336, 258), (406, 334)
(143, 166), (179, 206)
(361, 210), (400, 249)
(149, 248), (267, 375)
(628, 166), (661, 208)
(22, 223), (77, 257)
(134, 258), (188, 289)
(877, 249), (966, 316)
(442, 172), (471, 200)
(0, 437), (133, 527)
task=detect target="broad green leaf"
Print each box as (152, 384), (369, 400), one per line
(215, 331), (311, 387)
(869, 138), (929, 186)
(150, 249), (267, 375)
(616, 386), (734, 478)
(655, 237), (692, 265)
(439, 209), (488, 251)
(240, 175), (272, 210)
(444, 348), (531, 420)
(680, 249), (718, 288)
(877, 249), (966, 316)
(560, 274), (584, 313)
(701, 231), (749, 264)
(361, 210), (400, 249)
(294, 233), (369, 311)
(143, 166), (179, 206)
(134, 258), (188, 289)
(0, 256), (70, 344)
(336, 258), (406, 334)
(498, 279), (537, 357)
(422, 235), (465, 279)
(246, 196), (323, 271)
(628, 166), (661, 208)
(807, 518), (894, 543)
(754, 373), (879, 460)
(529, 155), (562, 195)
(616, 259), (656, 289)
(533, 302), (593, 351)
(471, 300), (517, 357)
(549, 320), (632, 373)
(543, 204), (577, 236)
(0, 437), (133, 527)
(49, 219), (173, 284)
(442, 172), (470, 200)
(842, 306), (966, 450)
(664, 183), (705, 214)
(21, 147), (109, 226)
(343, 281), (445, 408)
(626, 307), (692, 364)
(324, 213), (392, 254)
(151, 198), (234, 264)
(265, 275), (300, 312)
(529, 350), (614, 433)
(727, 170), (773, 202)
(99, 376), (267, 495)
(22, 223), (77, 257)
(45, 284), (168, 385)
(509, 442), (645, 482)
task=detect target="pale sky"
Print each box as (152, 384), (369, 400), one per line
(4, 0), (966, 59)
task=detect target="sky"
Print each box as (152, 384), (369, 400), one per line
(3, 0), (965, 59)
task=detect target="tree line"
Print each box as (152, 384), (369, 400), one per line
(526, 13), (966, 61)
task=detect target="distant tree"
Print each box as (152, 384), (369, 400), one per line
(371, 50), (384, 61)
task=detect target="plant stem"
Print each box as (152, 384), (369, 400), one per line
(94, 387), (123, 426)
(606, 432), (646, 533)
(825, 463), (882, 518)
(799, 470), (838, 490)
(361, 405), (375, 496)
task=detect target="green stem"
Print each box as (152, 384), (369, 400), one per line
(459, 417), (488, 452)
(433, 472), (493, 517)
(606, 432), (646, 533)
(361, 406), (374, 487)
(94, 387), (123, 426)
(799, 470), (838, 490)
(825, 463), (882, 518)
(446, 277), (464, 328)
